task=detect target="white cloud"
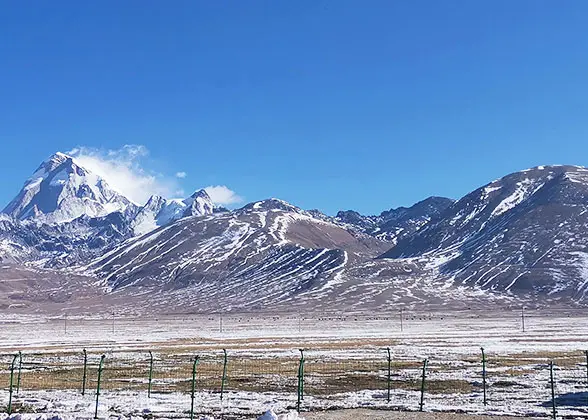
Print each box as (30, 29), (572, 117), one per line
(204, 185), (243, 206)
(66, 145), (242, 207)
(68, 145), (182, 205)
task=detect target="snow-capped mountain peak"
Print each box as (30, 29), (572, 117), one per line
(240, 198), (302, 213)
(183, 189), (214, 217)
(131, 190), (214, 235)
(143, 194), (167, 210)
(2, 152), (135, 224)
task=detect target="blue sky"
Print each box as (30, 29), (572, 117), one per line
(2, 1), (588, 215)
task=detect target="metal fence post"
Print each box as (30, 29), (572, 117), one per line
(481, 347), (487, 406)
(190, 356), (200, 420)
(8, 354), (18, 414)
(419, 358), (428, 412)
(297, 349), (305, 412)
(386, 347), (392, 402)
(549, 361), (557, 419)
(300, 349), (305, 401)
(94, 355), (106, 419)
(220, 349), (228, 401)
(16, 351), (22, 395)
(82, 349), (88, 396)
(148, 350), (154, 398)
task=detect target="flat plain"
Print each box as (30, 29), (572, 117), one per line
(0, 309), (587, 419)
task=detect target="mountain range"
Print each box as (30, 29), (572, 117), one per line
(1, 153), (587, 314)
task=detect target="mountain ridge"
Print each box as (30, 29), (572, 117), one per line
(380, 165), (588, 302)
(335, 196), (454, 242)
(2, 154), (588, 313)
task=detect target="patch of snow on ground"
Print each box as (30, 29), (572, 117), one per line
(258, 410), (304, 420)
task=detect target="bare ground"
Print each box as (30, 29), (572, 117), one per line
(304, 409), (539, 419)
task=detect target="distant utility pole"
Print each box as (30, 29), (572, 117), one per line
(400, 309), (404, 332)
(521, 306), (526, 333)
(64, 313), (67, 334)
(219, 312), (223, 334)
(112, 311), (115, 334)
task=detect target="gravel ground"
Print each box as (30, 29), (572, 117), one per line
(304, 410), (539, 420)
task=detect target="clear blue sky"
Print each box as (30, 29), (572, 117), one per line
(2, 1), (588, 215)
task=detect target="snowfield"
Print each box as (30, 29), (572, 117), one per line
(1, 309), (587, 419)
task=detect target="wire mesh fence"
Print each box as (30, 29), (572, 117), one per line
(2, 347), (588, 417)
(2, 309), (588, 416)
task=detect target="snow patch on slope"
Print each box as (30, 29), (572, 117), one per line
(572, 251), (588, 299)
(491, 178), (545, 217)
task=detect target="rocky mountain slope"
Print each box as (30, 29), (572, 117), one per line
(381, 165), (588, 303)
(83, 199), (389, 310)
(0, 211), (136, 266)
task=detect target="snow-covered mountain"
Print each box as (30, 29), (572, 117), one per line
(381, 165), (588, 303)
(3, 152), (136, 224)
(3, 156), (588, 313)
(85, 198), (389, 311)
(0, 152), (216, 265)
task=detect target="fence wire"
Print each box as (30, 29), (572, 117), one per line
(2, 349), (588, 416)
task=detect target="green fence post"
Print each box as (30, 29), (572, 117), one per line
(190, 356), (200, 420)
(16, 351), (22, 395)
(419, 358), (428, 412)
(8, 354), (18, 414)
(148, 350), (154, 398)
(297, 349), (305, 412)
(297, 366), (300, 411)
(300, 349), (305, 400)
(94, 355), (106, 419)
(82, 349), (88, 396)
(386, 347), (392, 402)
(220, 349), (228, 401)
(549, 361), (557, 419)
(481, 347), (487, 406)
